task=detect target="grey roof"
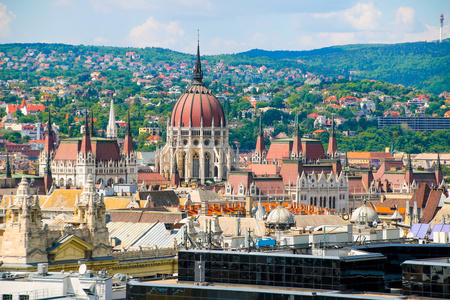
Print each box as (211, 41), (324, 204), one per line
(131, 222), (183, 249)
(107, 222), (156, 249)
(107, 221), (182, 250)
(139, 191), (179, 207)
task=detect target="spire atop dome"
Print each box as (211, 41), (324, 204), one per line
(193, 34), (203, 84)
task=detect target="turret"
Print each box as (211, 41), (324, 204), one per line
(90, 113), (95, 137)
(43, 153), (53, 194)
(404, 153), (414, 185)
(80, 112), (92, 154)
(291, 114), (302, 159)
(435, 153), (443, 185)
(123, 110), (134, 155)
(253, 114), (266, 163)
(43, 109), (55, 154)
(171, 156), (180, 187)
(327, 114), (338, 158)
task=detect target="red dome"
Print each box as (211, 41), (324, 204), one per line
(171, 83), (226, 128)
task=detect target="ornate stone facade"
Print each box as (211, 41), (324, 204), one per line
(292, 170), (349, 211)
(0, 175), (110, 265)
(39, 106), (137, 188)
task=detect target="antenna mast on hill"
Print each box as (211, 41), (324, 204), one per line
(440, 14), (444, 43)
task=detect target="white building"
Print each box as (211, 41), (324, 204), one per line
(39, 107), (137, 188)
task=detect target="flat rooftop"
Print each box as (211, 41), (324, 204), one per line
(132, 279), (409, 300)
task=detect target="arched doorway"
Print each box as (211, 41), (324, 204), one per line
(214, 166), (218, 177)
(59, 178), (64, 187)
(107, 178), (114, 186)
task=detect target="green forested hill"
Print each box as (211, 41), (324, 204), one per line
(238, 39), (450, 94)
(1, 40), (449, 93)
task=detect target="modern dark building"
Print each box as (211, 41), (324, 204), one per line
(127, 244), (450, 300)
(177, 250), (386, 292)
(354, 243), (450, 289)
(402, 257), (450, 299)
(377, 117), (450, 130)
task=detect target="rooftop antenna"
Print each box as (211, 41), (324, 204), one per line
(440, 14), (444, 43)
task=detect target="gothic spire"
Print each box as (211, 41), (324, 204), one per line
(46, 108), (51, 133)
(84, 111), (89, 136)
(90, 113), (95, 137)
(193, 33), (203, 84)
(123, 110), (134, 155)
(107, 99), (118, 139)
(435, 153), (441, 171)
(43, 108), (55, 154)
(126, 110), (131, 136)
(406, 153), (412, 171)
(330, 113), (335, 137)
(327, 113), (338, 158)
(80, 111), (92, 154)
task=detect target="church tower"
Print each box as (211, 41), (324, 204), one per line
(123, 110), (137, 184)
(39, 109), (55, 176)
(327, 114), (338, 158)
(0, 177), (47, 264)
(76, 112), (95, 186)
(106, 99), (118, 139)
(252, 115), (266, 163)
(435, 153), (443, 185)
(405, 153), (414, 183)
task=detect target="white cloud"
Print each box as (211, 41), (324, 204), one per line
(94, 36), (109, 44)
(0, 3), (15, 38)
(393, 6), (422, 33)
(313, 2), (383, 31)
(128, 17), (185, 48)
(51, 0), (75, 7)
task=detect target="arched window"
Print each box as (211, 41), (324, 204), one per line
(329, 197), (332, 208)
(333, 197), (336, 209)
(314, 197), (317, 206)
(193, 153), (199, 178)
(214, 166), (218, 177)
(204, 152), (210, 178)
(310, 197), (313, 206)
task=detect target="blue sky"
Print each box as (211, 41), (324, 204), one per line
(0, 0), (449, 54)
